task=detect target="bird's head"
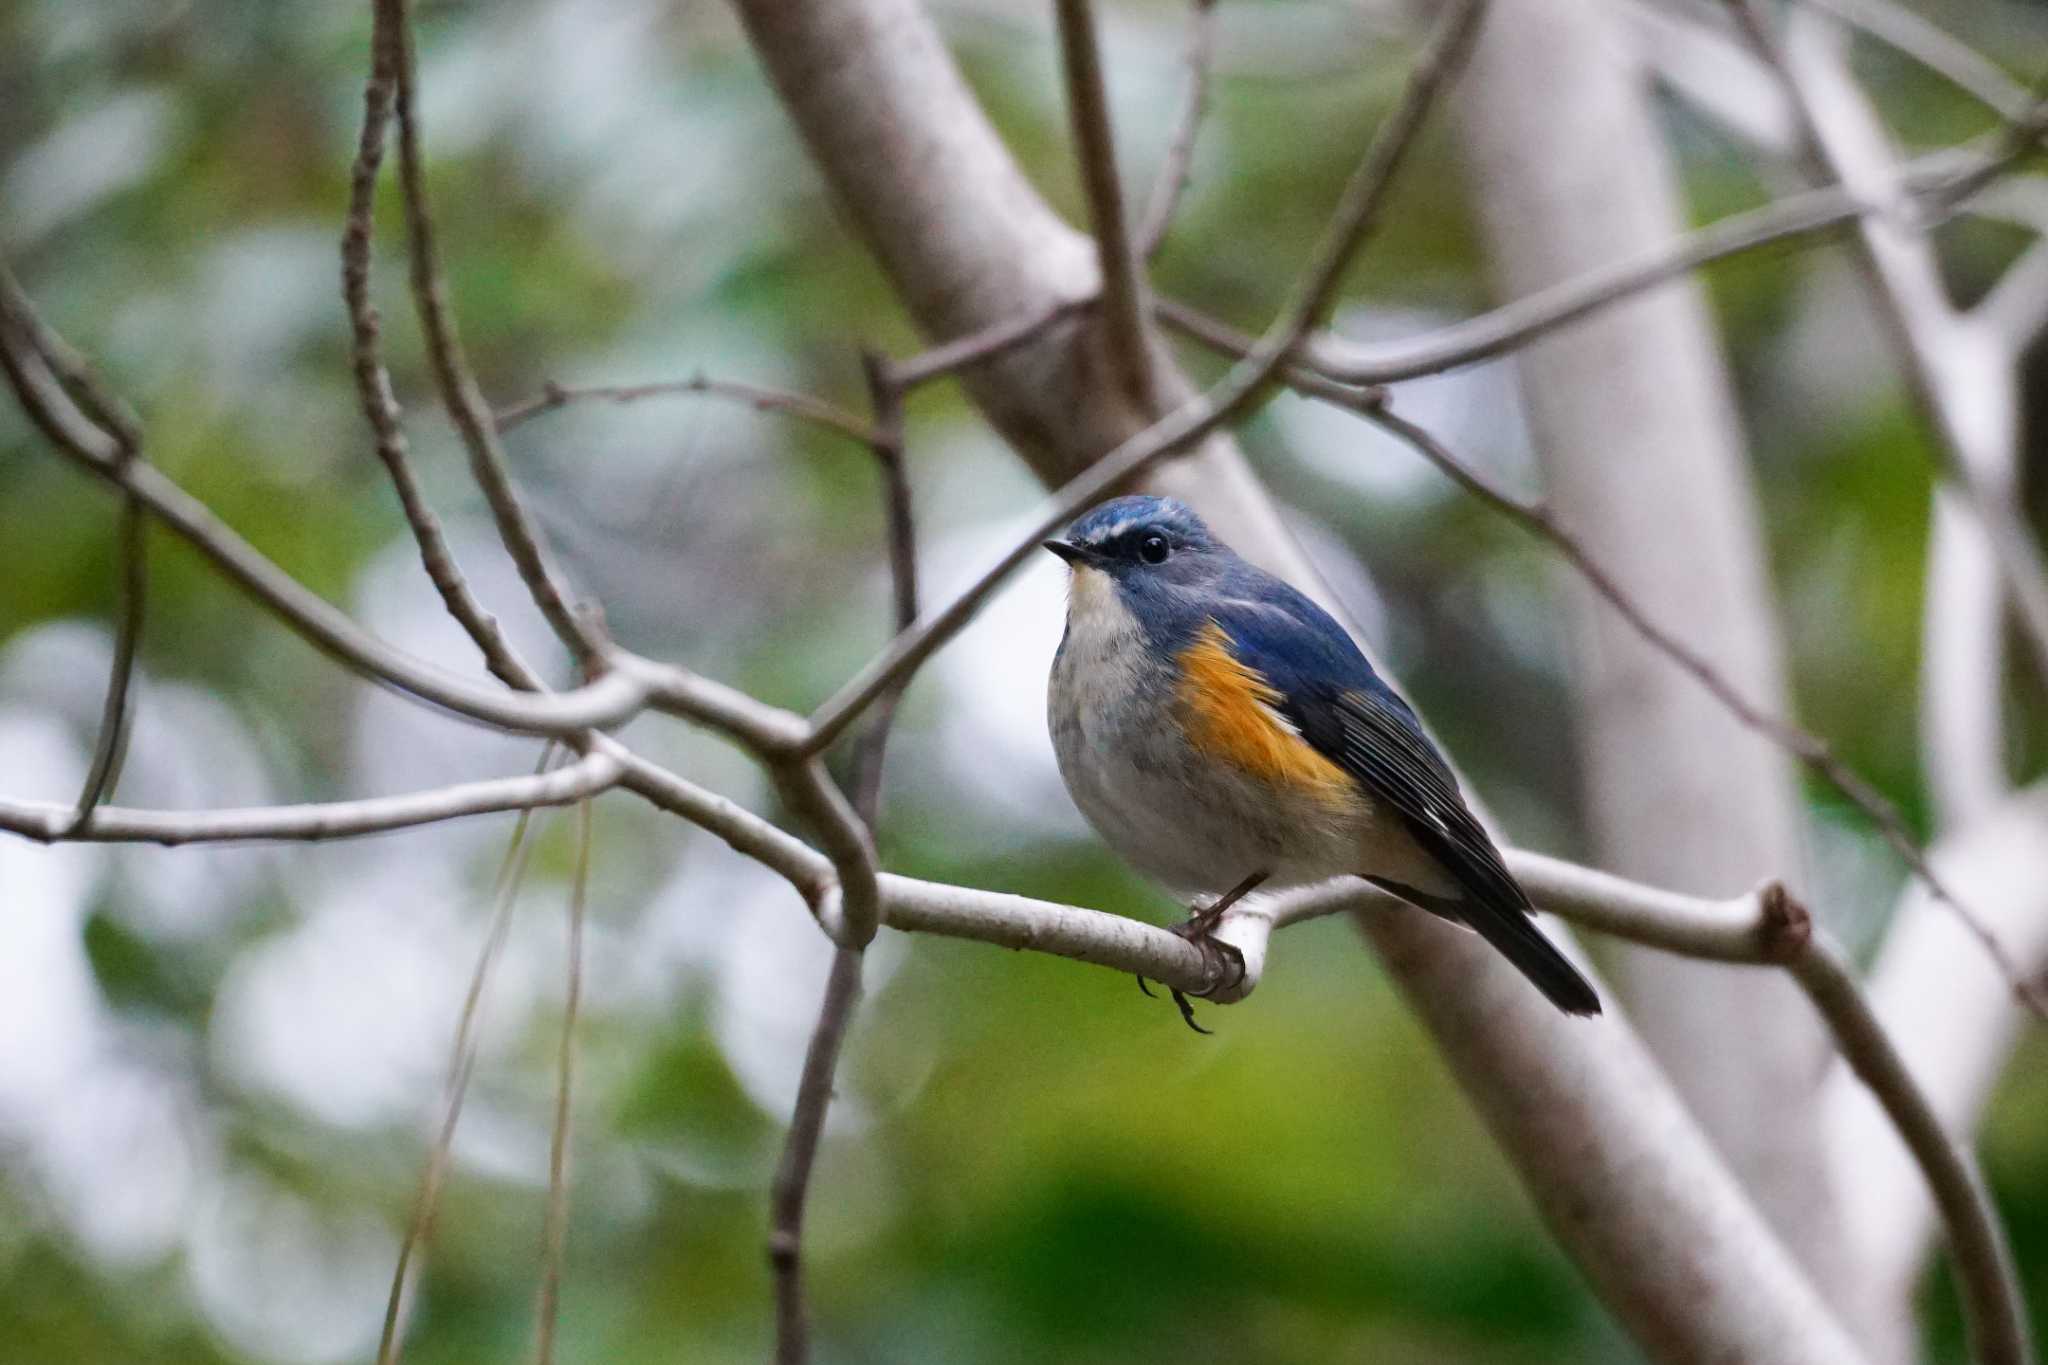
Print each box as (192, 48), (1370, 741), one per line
(1042, 496), (1227, 605)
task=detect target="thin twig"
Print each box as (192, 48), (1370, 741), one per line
(1748, 7), (2048, 686)
(768, 944), (863, 1365)
(1138, 0), (1220, 259)
(495, 375), (885, 447)
(0, 290), (655, 736)
(845, 353), (916, 829)
(379, 756), (553, 1365)
(802, 0), (1492, 756)
(884, 298), (1087, 391)
(0, 262), (142, 451)
(761, 355), (918, 1364)
(1210, 143), (2016, 387)
(533, 798), (590, 1365)
(69, 495), (146, 828)
(375, 0), (603, 672)
(0, 264), (150, 829)
(1054, 0), (1156, 410)
(1365, 399), (2047, 1019)
(1803, 0), (2029, 118)
(1, 280), (817, 753)
(343, 14), (538, 693)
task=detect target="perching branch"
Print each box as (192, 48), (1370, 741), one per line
(1790, 932), (2034, 1365)
(1835, 786), (2048, 1341)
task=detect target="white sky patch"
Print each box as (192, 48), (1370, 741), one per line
(903, 509), (1092, 845)
(186, 1172), (395, 1365)
(1276, 303), (1538, 501)
(209, 861), (543, 1129)
(0, 715), (104, 1112)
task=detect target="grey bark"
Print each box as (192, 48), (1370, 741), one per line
(729, 1), (1871, 1358)
(1451, 0), (1846, 1298)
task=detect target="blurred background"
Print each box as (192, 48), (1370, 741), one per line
(1, 0), (2045, 1361)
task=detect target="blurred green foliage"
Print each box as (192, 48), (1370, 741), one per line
(2, 2), (2045, 1363)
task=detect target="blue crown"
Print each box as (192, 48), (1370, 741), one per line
(1068, 495), (1215, 550)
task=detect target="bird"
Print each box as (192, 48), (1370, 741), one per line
(1043, 494), (1600, 1029)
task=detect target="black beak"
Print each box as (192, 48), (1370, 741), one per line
(1043, 540), (1085, 566)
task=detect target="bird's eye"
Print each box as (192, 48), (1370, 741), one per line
(1138, 533), (1170, 565)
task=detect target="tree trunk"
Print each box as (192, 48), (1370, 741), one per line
(1452, 0), (1847, 1303)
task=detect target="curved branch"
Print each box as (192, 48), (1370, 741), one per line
(375, 0), (602, 671)
(0, 751), (625, 845)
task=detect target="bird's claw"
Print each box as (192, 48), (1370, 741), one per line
(1147, 913), (1246, 1034)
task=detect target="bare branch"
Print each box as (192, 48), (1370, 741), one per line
(373, 0), (603, 672)
(767, 944), (863, 1365)
(1803, 0), (2029, 119)
(532, 798), (590, 1365)
(776, 758), (881, 948)
(1836, 787), (2048, 1328)
(342, 26), (539, 693)
(1219, 140), (2027, 387)
(1054, 0), (1156, 410)
(1790, 927), (2035, 1365)
(1762, 11), (2048, 688)
(0, 303), (654, 736)
(1923, 472), (2017, 830)
(495, 375), (885, 448)
(605, 744), (832, 902)
(0, 261), (142, 451)
(802, 0), (1492, 755)
(68, 494), (146, 828)
(0, 750), (624, 845)
(845, 352), (916, 828)
(758, 389), (906, 1365)
(883, 299), (1086, 391)
(379, 780), (549, 1365)
(1137, 0), (1219, 260)
(1975, 233), (2048, 348)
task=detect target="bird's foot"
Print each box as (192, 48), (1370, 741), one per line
(1146, 915), (1247, 1035)
(1138, 875), (1267, 1033)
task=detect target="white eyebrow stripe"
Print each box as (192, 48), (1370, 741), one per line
(1083, 514), (1144, 543)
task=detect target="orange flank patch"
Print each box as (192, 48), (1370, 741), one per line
(1174, 621), (1357, 807)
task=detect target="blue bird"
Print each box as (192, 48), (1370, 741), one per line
(1044, 494), (1600, 1027)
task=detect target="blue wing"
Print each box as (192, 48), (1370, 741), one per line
(1205, 576), (1600, 1016)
